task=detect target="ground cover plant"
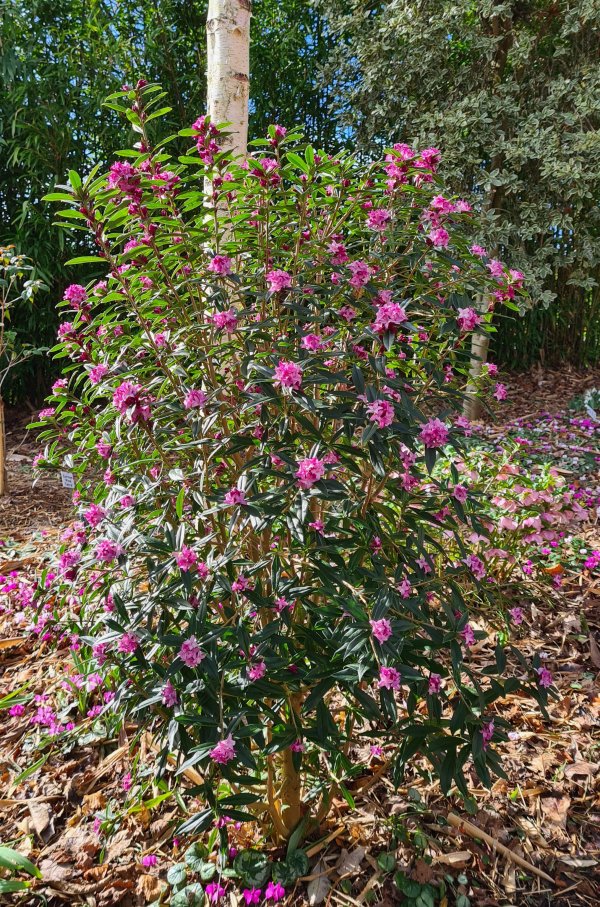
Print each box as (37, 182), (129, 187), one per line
(29, 82), (559, 854)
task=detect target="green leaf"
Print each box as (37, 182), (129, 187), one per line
(272, 849), (309, 886)
(170, 882), (204, 907)
(184, 842), (208, 871)
(0, 880), (30, 894)
(0, 847), (41, 879)
(68, 169), (82, 190)
(233, 850), (270, 888)
(167, 863), (187, 886)
(64, 255), (106, 265)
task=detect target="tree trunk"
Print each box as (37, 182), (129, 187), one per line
(206, 0), (251, 160)
(463, 328), (490, 421)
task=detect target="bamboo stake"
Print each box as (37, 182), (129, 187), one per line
(447, 812), (555, 885)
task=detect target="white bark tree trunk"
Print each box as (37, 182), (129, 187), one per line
(206, 0), (251, 161)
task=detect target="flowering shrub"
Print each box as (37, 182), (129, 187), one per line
(433, 445), (591, 593)
(34, 82), (544, 842)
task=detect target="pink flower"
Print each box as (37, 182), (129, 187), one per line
(367, 208), (392, 231)
(301, 333), (323, 351)
(210, 735), (236, 764)
(141, 854), (158, 868)
(122, 772), (132, 791)
(378, 666), (400, 690)
(494, 383), (507, 401)
(89, 364), (109, 385)
(96, 439), (112, 458)
(248, 661), (266, 681)
(485, 362), (498, 377)
(453, 484), (468, 504)
(348, 259), (370, 288)
(118, 633), (138, 654)
(84, 504), (106, 527)
(419, 418), (449, 448)
(461, 624), (475, 647)
(428, 226), (449, 248)
(179, 636), (205, 668)
(482, 719), (494, 750)
(120, 494), (135, 508)
(274, 359), (303, 391)
(428, 673), (442, 695)
(309, 519), (324, 533)
(367, 399), (394, 428)
(486, 259), (504, 279)
(9, 703), (25, 717)
(470, 244), (487, 258)
(372, 301), (407, 334)
(212, 309), (238, 332)
(243, 890), (262, 905)
(457, 307), (482, 331)
(184, 389), (207, 409)
(290, 740), (305, 752)
(464, 554), (486, 580)
(266, 269), (292, 292)
(224, 488), (247, 506)
(370, 618), (392, 644)
(95, 539), (123, 563)
(176, 546), (198, 571)
(295, 457), (325, 489)
(206, 882), (227, 902)
(52, 378), (67, 394)
(537, 666), (553, 688)
(162, 681), (178, 706)
(328, 241), (348, 264)
(63, 284), (87, 306)
(112, 381), (151, 423)
(509, 607), (523, 625)
(208, 255), (232, 275)
(265, 882), (285, 902)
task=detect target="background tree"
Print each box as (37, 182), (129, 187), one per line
(318, 0), (600, 372)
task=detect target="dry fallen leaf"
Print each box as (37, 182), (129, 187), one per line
(307, 860), (331, 905)
(335, 845), (366, 876)
(589, 632), (600, 670)
(540, 795), (570, 830)
(136, 873), (164, 903)
(435, 851), (472, 868)
(564, 761), (598, 781)
(27, 802), (54, 843)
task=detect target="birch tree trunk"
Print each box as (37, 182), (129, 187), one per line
(463, 323), (490, 421)
(206, 0), (251, 160)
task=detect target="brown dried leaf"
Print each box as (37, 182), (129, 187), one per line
(27, 802), (54, 843)
(540, 795), (570, 829)
(435, 851), (472, 868)
(137, 873), (164, 903)
(335, 845), (366, 876)
(564, 761), (598, 780)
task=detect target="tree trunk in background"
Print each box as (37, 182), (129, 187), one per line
(463, 325), (490, 421)
(206, 0), (251, 160)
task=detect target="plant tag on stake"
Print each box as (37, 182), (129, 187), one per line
(60, 471), (75, 489)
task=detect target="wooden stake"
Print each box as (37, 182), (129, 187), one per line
(447, 812), (555, 885)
